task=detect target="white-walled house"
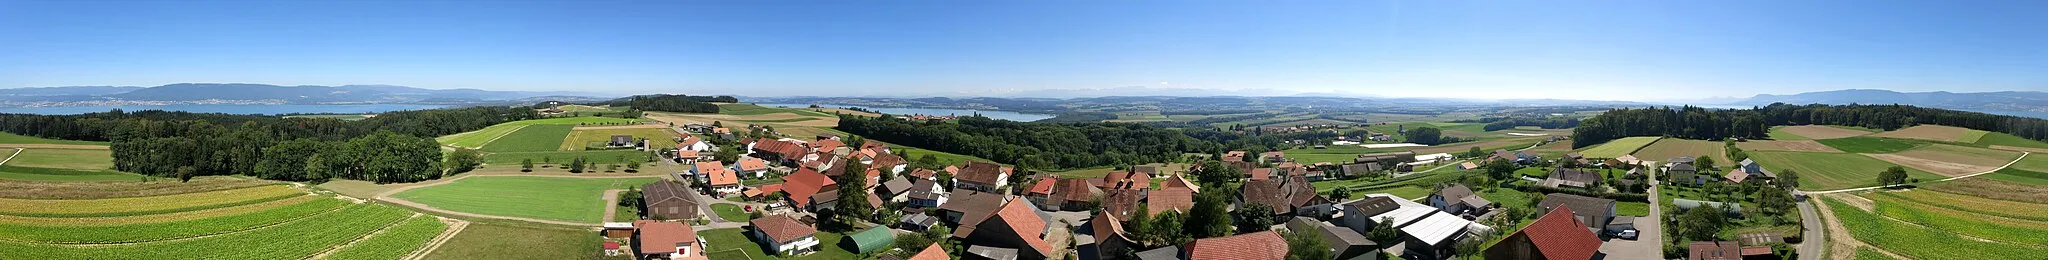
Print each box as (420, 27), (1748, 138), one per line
(750, 215), (820, 256)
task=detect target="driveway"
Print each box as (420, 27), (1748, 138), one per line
(1597, 167), (1662, 259)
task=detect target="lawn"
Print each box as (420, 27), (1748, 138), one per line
(392, 176), (659, 223)
(1744, 151), (1943, 190)
(712, 204), (748, 222)
(1578, 136), (1660, 158)
(559, 128), (680, 151)
(0, 132), (108, 146)
(424, 222), (606, 260)
(1615, 201), (1650, 217)
(1814, 137), (1926, 154)
(481, 150), (653, 165)
(1630, 139), (1728, 164)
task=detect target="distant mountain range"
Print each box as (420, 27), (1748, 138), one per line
(0, 83), (609, 106)
(1721, 89), (2048, 117)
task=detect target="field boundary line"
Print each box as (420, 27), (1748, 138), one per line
(472, 124), (529, 149)
(402, 217), (468, 260)
(306, 213), (420, 260)
(1806, 151), (2029, 194)
(0, 148), (20, 166)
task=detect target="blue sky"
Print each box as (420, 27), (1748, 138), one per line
(2, 0), (2044, 100)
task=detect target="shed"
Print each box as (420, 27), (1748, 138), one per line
(847, 227), (896, 254)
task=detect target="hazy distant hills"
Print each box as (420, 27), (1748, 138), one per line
(0, 83), (606, 105)
(1724, 89), (2048, 117)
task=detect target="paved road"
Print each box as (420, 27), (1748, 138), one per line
(1597, 165), (1661, 260)
(1797, 201), (1824, 260)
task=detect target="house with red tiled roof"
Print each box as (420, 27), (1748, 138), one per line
(1238, 173), (1327, 218)
(750, 214), (821, 256)
(952, 161), (1011, 192)
(700, 161), (742, 195)
(812, 138), (845, 154)
(781, 168), (839, 212)
(1091, 212), (1135, 260)
(1147, 187), (1194, 215)
(1484, 205), (1604, 260)
(959, 197), (1059, 260)
(869, 153), (909, 175)
(1689, 241), (1742, 260)
(678, 136), (712, 152)
(907, 168), (939, 181)
(672, 150), (703, 164)
(735, 157), (770, 178)
(905, 244), (949, 260)
(1222, 151), (1248, 162)
(749, 138), (810, 166)
(1023, 177), (1058, 209)
(1051, 178), (1102, 211)
(1098, 189), (1142, 220)
(1248, 168), (1275, 181)
(1101, 170), (1151, 191)
(1183, 231), (1287, 260)
(634, 220), (706, 260)
(1161, 174), (1200, 193)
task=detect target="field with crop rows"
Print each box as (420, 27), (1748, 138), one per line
(1821, 197), (2039, 260)
(329, 216), (450, 259)
(1578, 136), (1659, 158)
(0, 185), (301, 217)
(392, 176), (658, 222)
(478, 124), (575, 152)
(0, 181), (454, 260)
(0, 197), (346, 243)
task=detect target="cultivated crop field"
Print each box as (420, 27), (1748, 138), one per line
(558, 127), (680, 150)
(0, 177), (276, 199)
(1734, 140), (1842, 153)
(0, 148), (141, 182)
(481, 150), (652, 165)
(391, 176), (658, 223)
(1629, 138), (1727, 163)
(1815, 136), (1925, 154)
(1869, 124), (1973, 142)
(1770, 125), (1874, 140)
(1865, 144), (2024, 176)
(1745, 151), (1942, 190)
(478, 124), (575, 152)
(0, 184), (453, 260)
(1820, 197), (2038, 260)
(437, 117), (647, 148)
(0, 132), (109, 146)
(1578, 136), (1659, 158)
(423, 222), (603, 260)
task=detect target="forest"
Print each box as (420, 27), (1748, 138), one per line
(0, 106), (537, 183)
(1571, 103), (2048, 148)
(837, 115), (1228, 170)
(589, 94), (734, 113)
(1465, 116), (1582, 131)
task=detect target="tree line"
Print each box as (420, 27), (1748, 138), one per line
(836, 115), (1228, 170)
(1, 106), (537, 183)
(588, 94), (734, 113)
(1465, 116), (1581, 131)
(1572, 103), (2048, 148)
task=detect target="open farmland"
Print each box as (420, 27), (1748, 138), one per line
(1869, 124), (1973, 142)
(482, 150), (652, 165)
(422, 222), (602, 260)
(1977, 132), (2048, 151)
(558, 127), (679, 150)
(1815, 136), (1926, 154)
(391, 176), (657, 223)
(1578, 136), (1659, 158)
(477, 124), (574, 152)
(0, 177), (276, 200)
(0, 148), (142, 182)
(1820, 196), (2042, 260)
(1858, 191), (2048, 247)
(1629, 138), (1727, 163)
(1864, 144), (2025, 176)
(437, 117), (647, 148)
(1771, 125), (1874, 140)
(1745, 151), (1942, 190)
(1734, 140), (1842, 153)
(1925, 178), (2048, 204)
(0, 184), (454, 260)
(0, 132), (109, 146)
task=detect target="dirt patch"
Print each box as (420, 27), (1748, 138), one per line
(0, 144), (109, 150)
(1778, 125), (1871, 140)
(570, 124), (666, 130)
(1990, 145), (2048, 153)
(1736, 140), (1843, 153)
(1864, 153), (1997, 177)
(1869, 125), (1969, 142)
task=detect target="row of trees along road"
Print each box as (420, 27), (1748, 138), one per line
(1571, 103), (2048, 148)
(0, 106), (537, 183)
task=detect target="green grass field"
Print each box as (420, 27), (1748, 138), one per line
(392, 176), (658, 223)
(1578, 136), (1660, 158)
(1746, 151), (1943, 190)
(439, 117), (649, 148)
(478, 125), (575, 152)
(0, 132), (107, 145)
(424, 222), (605, 260)
(1975, 132), (2048, 149)
(1816, 137), (1926, 154)
(1956, 129), (1991, 143)
(559, 128), (679, 151)
(5, 148), (113, 169)
(1765, 126), (1809, 140)
(0, 165), (141, 182)
(895, 147), (990, 168)
(712, 204), (748, 222)
(482, 150), (652, 165)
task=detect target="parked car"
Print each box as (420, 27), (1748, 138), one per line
(1616, 230), (1639, 240)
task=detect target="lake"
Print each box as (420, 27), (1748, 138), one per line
(0, 104), (451, 115)
(758, 103), (1054, 122)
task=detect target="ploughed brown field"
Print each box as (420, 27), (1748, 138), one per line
(1869, 125), (1971, 142)
(1736, 140), (1843, 153)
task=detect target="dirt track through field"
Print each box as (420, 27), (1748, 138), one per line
(0, 144), (109, 150)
